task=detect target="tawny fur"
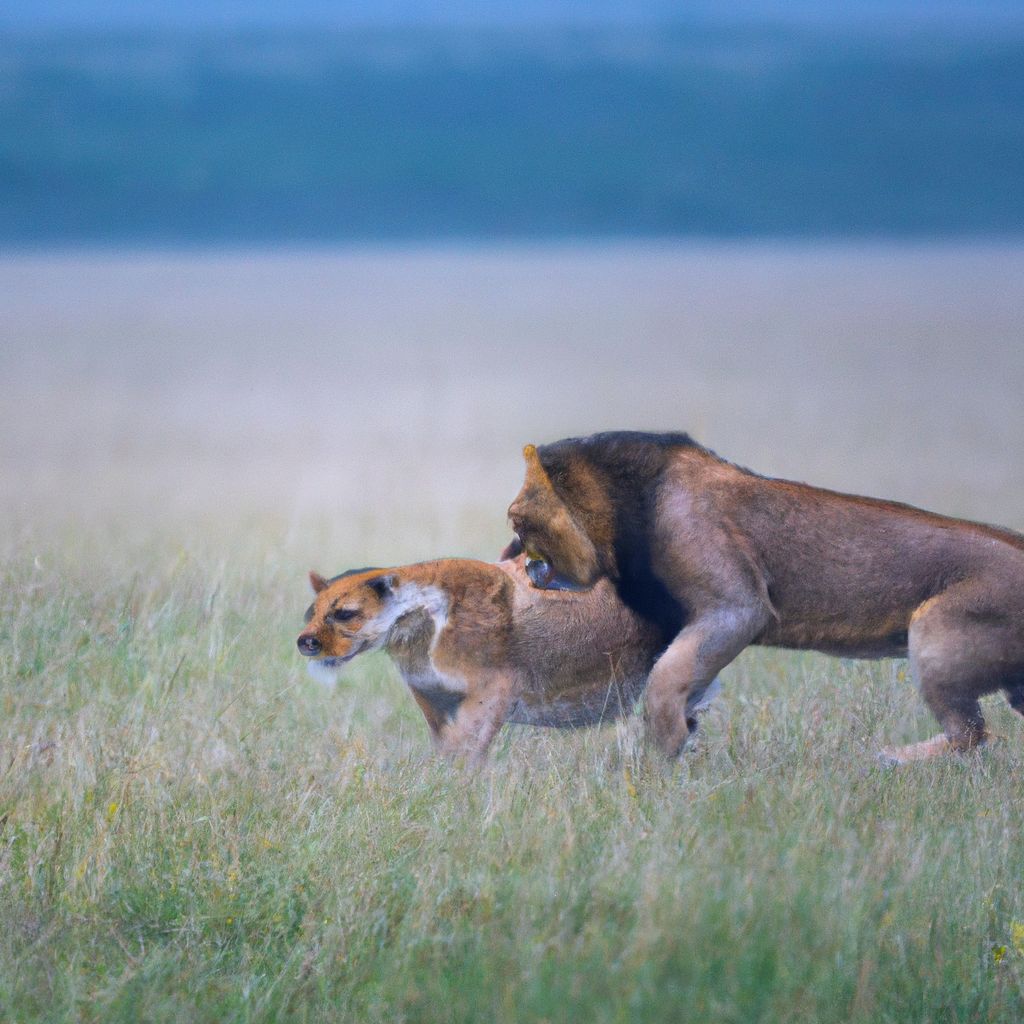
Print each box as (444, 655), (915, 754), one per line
(298, 554), (718, 763)
(505, 432), (1024, 764)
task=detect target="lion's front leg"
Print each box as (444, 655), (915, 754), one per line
(436, 672), (519, 766)
(645, 608), (764, 758)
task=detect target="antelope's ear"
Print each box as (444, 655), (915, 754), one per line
(309, 571), (329, 594)
(367, 574), (397, 599)
(521, 443), (555, 493)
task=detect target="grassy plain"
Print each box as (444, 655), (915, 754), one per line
(2, 244), (1024, 1022)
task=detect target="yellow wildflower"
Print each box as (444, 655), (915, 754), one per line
(1011, 921), (1024, 956)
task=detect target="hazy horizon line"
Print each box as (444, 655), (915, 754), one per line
(4, 2), (1024, 32)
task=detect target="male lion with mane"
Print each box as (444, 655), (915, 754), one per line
(503, 431), (1024, 764)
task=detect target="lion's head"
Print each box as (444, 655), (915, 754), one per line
(505, 443), (611, 590)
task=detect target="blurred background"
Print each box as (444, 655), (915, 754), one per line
(2, 0), (1023, 566)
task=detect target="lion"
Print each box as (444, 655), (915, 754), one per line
(503, 431), (1024, 764)
(297, 554), (719, 762)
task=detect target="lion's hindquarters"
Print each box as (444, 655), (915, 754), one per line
(907, 575), (1024, 751)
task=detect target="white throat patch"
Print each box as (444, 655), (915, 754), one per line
(383, 581), (449, 646)
(304, 580), (451, 689)
(306, 657), (344, 688)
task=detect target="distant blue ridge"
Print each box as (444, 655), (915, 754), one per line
(2, 25), (1023, 244)
(4, 2), (1024, 29)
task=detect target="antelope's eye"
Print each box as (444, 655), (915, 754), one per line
(525, 556), (555, 589)
(330, 608), (358, 623)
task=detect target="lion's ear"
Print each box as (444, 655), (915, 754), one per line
(522, 443), (555, 494)
(309, 571), (329, 594)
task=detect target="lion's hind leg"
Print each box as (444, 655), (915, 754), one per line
(877, 733), (957, 765)
(882, 583), (1024, 765)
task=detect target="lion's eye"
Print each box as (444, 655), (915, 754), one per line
(331, 608), (358, 623)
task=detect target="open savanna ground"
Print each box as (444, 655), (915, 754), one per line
(2, 244), (1024, 1022)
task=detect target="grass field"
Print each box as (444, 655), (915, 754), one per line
(2, 244), (1024, 1022)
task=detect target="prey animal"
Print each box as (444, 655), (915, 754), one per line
(504, 431), (1024, 764)
(297, 554), (718, 762)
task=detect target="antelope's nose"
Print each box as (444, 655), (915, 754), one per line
(297, 633), (321, 656)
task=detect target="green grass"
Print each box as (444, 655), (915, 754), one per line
(3, 529), (1024, 1023)
(3, 244), (1023, 1020)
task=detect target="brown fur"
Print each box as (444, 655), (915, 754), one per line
(297, 554), (716, 763)
(505, 431), (1024, 763)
